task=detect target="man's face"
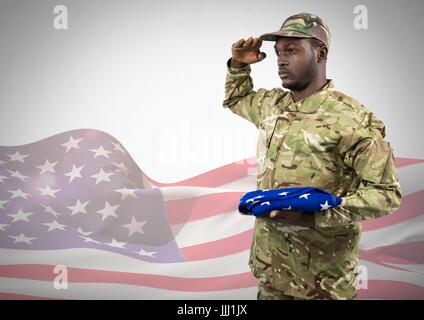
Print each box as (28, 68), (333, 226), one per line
(274, 37), (318, 91)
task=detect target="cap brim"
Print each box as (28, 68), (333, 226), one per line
(259, 31), (312, 41)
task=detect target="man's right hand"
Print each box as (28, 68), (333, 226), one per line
(230, 37), (266, 68)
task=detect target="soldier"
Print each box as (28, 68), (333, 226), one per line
(223, 13), (402, 300)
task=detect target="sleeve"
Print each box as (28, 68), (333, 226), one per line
(222, 58), (269, 128)
(315, 112), (402, 228)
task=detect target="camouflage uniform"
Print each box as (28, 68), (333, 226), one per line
(223, 13), (402, 300)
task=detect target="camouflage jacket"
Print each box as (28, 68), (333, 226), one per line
(223, 59), (402, 299)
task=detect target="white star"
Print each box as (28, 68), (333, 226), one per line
(97, 201), (120, 221)
(278, 192), (289, 196)
(135, 249), (156, 257)
(115, 188), (137, 200)
(43, 220), (66, 231)
(40, 204), (61, 217)
(0, 159), (6, 166)
(260, 201), (270, 206)
(36, 159), (58, 174)
(111, 141), (127, 155)
(8, 209), (34, 223)
(61, 136), (83, 153)
(7, 151), (29, 163)
(67, 199), (89, 216)
(283, 206), (292, 210)
(0, 200), (8, 209)
(106, 238), (126, 249)
(299, 193), (310, 200)
(90, 145), (113, 158)
(78, 235), (99, 244)
(64, 164), (84, 183)
(38, 185), (61, 198)
(246, 195), (264, 204)
(122, 217), (147, 237)
(0, 175), (8, 183)
(76, 227), (92, 236)
(320, 201), (332, 211)
(0, 223), (9, 231)
(7, 188), (30, 199)
(7, 170), (29, 182)
(112, 162), (131, 176)
(91, 168), (115, 185)
(9, 233), (36, 244)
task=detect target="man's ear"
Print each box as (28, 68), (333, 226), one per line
(317, 46), (328, 63)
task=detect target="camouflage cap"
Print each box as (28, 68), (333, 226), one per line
(259, 13), (331, 48)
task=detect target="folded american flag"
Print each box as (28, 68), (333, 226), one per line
(238, 187), (342, 217)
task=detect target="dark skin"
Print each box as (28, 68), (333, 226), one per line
(230, 36), (334, 226)
(231, 36), (328, 101)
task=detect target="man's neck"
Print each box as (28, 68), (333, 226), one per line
(291, 75), (328, 102)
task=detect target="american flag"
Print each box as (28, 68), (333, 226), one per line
(0, 129), (423, 299)
(238, 187), (342, 216)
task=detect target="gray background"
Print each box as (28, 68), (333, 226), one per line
(0, 0), (422, 181)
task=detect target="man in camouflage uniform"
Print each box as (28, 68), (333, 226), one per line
(222, 13), (402, 300)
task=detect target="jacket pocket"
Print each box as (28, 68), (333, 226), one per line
(353, 138), (390, 184)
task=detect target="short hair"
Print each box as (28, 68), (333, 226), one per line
(308, 38), (326, 49)
(308, 38), (328, 60)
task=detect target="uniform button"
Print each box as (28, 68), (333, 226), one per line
(274, 181), (279, 187)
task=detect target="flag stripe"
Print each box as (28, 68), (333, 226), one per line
(394, 157), (424, 168)
(0, 292), (57, 300)
(0, 277), (258, 300)
(147, 157), (256, 188)
(360, 215), (424, 250)
(360, 260), (424, 286)
(361, 241), (424, 265)
(0, 248), (251, 277)
(165, 192), (242, 224)
(362, 190), (423, 231)
(0, 265), (257, 291)
(172, 211), (254, 248)
(357, 280), (424, 299)
(1, 259), (423, 292)
(181, 229), (254, 261)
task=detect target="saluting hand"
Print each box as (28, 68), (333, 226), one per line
(231, 37), (266, 67)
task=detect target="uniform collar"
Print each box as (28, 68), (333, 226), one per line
(281, 80), (334, 113)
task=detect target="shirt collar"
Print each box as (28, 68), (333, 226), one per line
(280, 80), (335, 113)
